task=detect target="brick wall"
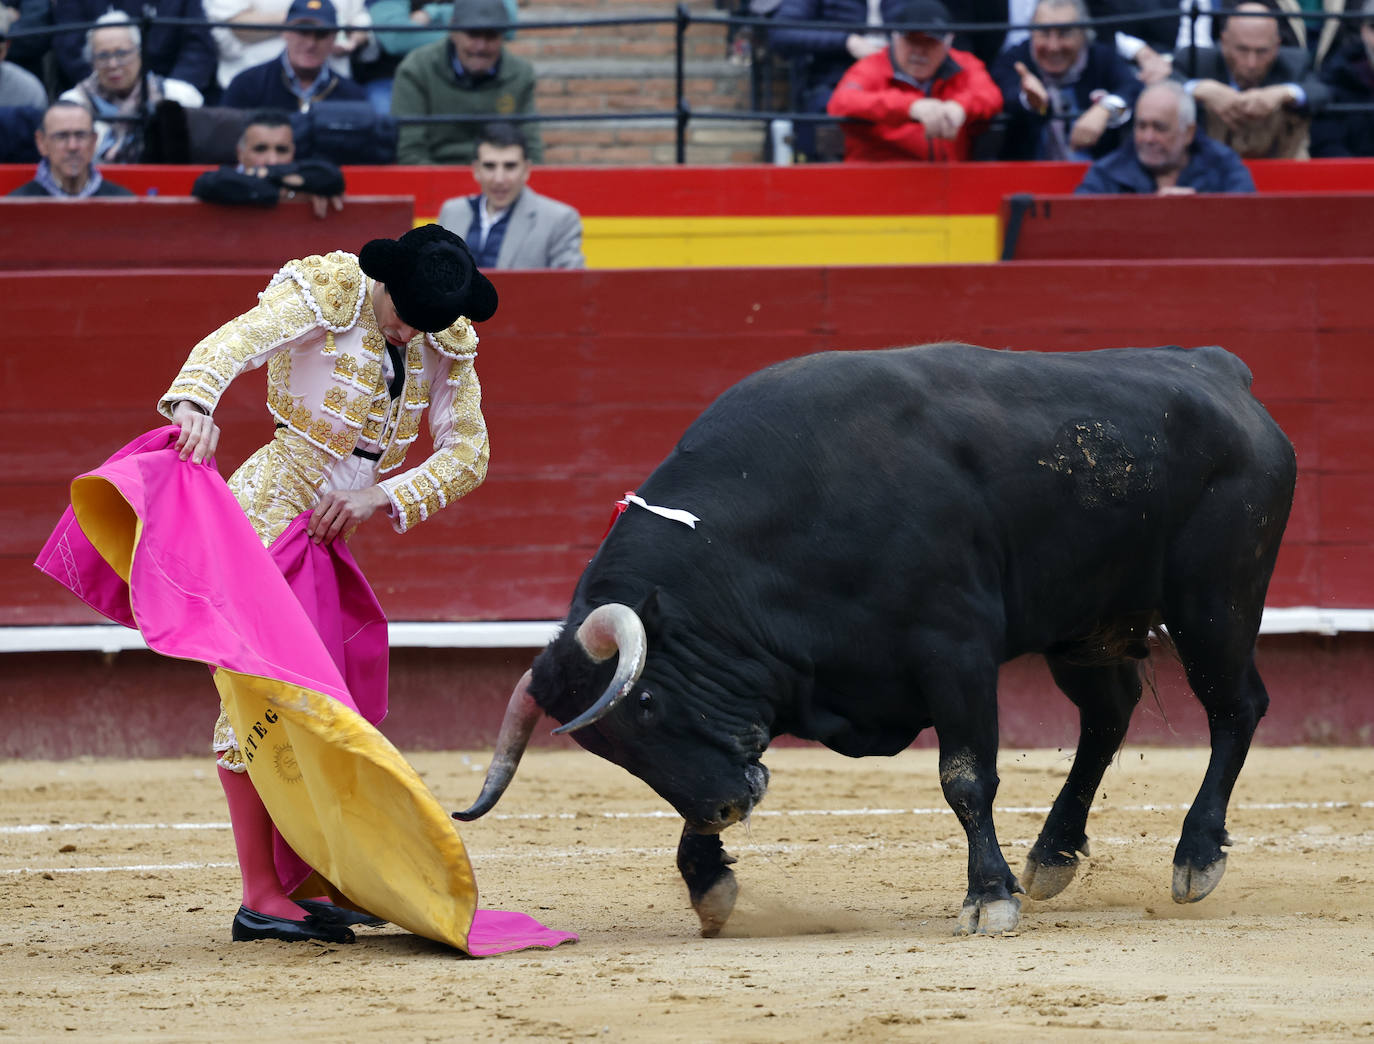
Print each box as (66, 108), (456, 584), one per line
(504, 0), (764, 163)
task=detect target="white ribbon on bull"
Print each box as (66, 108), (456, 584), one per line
(619, 492), (700, 529)
(453, 603), (647, 822)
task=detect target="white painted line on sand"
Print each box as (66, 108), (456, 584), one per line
(2, 798), (1370, 837)
(7, 827), (1374, 877)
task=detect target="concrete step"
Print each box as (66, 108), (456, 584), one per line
(504, 0), (759, 164)
(541, 115), (765, 164)
(532, 57), (751, 115)
(507, 5), (732, 64)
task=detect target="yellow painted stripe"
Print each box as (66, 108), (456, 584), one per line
(581, 215), (1000, 268)
(417, 214), (1001, 267)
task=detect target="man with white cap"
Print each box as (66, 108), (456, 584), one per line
(221, 0), (367, 111)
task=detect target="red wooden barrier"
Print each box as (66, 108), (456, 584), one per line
(0, 196), (415, 270)
(4, 259), (1372, 627)
(5, 255), (1373, 754)
(1000, 192), (1374, 261)
(4, 158), (1374, 219)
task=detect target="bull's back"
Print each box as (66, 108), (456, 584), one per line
(668, 343), (1283, 505)
(639, 343), (1292, 626)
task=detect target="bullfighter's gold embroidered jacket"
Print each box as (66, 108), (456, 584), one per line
(157, 250), (489, 535)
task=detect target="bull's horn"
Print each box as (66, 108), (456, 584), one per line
(552, 603), (647, 735)
(452, 669), (541, 821)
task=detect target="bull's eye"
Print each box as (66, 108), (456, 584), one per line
(637, 691), (655, 723)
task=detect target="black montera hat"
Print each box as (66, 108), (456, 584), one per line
(359, 225), (499, 331)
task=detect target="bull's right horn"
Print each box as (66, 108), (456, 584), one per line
(552, 603), (647, 735)
(452, 669), (541, 821)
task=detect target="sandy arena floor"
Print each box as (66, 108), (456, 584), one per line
(3, 746), (1373, 1042)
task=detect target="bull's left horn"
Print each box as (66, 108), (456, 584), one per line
(452, 669), (541, 821)
(552, 603), (647, 735)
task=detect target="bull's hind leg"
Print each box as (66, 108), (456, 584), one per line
(1163, 515), (1280, 904)
(1022, 658), (1142, 901)
(1167, 640), (1270, 903)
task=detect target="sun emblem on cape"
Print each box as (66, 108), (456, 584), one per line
(274, 743), (302, 783)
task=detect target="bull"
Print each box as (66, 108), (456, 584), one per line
(455, 343), (1296, 937)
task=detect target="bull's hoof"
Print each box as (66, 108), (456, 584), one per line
(694, 869), (738, 938)
(1172, 855), (1227, 903)
(956, 895), (1021, 936)
(1020, 854), (1080, 901)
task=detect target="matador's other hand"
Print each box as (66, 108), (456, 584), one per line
(309, 486), (390, 545)
(172, 400), (219, 464)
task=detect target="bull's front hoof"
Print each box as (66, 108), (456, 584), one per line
(694, 868), (738, 938)
(956, 895), (1021, 936)
(1020, 852), (1080, 901)
(1172, 855), (1227, 903)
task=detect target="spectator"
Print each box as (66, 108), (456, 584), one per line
(391, 0), (541, 165)
(206, 0), (374, 91)
(1104, 0), (1215, 78)
(436, 122), (584, 269)
(1310, 0), (1374, 154)
(3, 0), (54, 79)
(1174, 1), (1329, 157)
(221, 0), (367, 110)
(52, 0), (217, 95)
(944, 0), (1173, 81)
(943, 0), (1027, 67)
(947, 0), (1174, 83)
(357, 0), (515, 115)
(0, 101), (43, 160)
(1076, 77), (1255, 191)
(192, 108), (345, 215)
(768, 0), (906, 161)
(7, 99), (135, 196)
(1313, 0), (1367, 70)
(826, 0), (1003, 160)
(1079, 0), (1175, 82)
(59, 11), (203, 162)
(991, 0), (1142, 159)
(0, 6), (47, 107)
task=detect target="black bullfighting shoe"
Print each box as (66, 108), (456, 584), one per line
(231, 905), (356, 943)
(295, 898), (387, 928)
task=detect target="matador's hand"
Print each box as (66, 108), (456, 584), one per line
(309, 486), (390, 545)
(172, 400), (219, 464)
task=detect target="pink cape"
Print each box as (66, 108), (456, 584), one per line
(35, 427), (576, 956)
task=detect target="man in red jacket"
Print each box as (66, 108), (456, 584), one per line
(827, 0), (1002, 161)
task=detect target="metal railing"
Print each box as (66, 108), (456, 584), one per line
(7, 3), (1373, 163)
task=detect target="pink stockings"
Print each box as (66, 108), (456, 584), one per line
(217, 765), (310, 920)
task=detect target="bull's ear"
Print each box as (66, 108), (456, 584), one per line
(635, 587), (662, 637)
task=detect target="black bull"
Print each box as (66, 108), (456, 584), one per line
(456, 343), (1297, 937)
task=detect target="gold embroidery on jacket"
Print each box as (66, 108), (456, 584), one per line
(379, 352), (489, 531)
(159, 279), (315, 416)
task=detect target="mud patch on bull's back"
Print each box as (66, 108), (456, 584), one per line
(1039, 419), (1148, 508)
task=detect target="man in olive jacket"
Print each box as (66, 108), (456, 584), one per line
(391, 0), (543, 165)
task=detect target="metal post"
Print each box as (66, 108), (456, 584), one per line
(675, 2), (688, 163)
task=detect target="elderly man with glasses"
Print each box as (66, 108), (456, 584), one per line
(6, 100), (136, 196)
(58, 10), (203, 163)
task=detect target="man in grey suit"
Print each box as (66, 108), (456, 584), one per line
(1173, 1), (1329, 158)
(437, 122), (585, 269)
